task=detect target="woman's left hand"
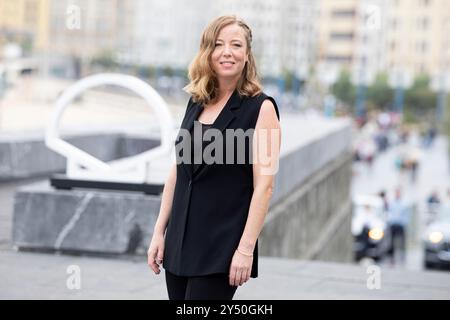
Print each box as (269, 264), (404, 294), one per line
(229, 249), (253, 287)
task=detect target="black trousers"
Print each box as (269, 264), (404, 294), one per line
(165, 270), (238, 300)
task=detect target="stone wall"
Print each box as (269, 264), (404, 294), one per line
(260, 151), (353, 263)
(0, 133), (159, 181)
(12, 182), (161, 255)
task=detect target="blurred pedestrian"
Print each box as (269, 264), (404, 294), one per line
(410, 159), (418, 183)
(427, 127), (437, 147)
(427, 189), (441, 208)
(399, 127), (409, 144)
(426, 189), (441, 222)
(421, 126), (437, 149)
(387, 187), (410, 266)
(359, 139), (376, 170)
(378, 190), (389, 219)
(408, 147), (421, 183)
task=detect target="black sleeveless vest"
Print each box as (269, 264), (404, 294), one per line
(163, 89), (280, 278)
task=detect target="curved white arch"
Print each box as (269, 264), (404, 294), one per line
(45, 73), (175, 183)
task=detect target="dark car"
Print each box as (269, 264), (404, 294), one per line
(423, 204), (450, 270)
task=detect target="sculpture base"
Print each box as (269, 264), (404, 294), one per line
(12, 179), (161, 254)
(50, 174), (164, 195)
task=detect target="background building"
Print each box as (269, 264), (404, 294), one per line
(386, 0), (450, 90)
(0, 0), (50, 54)
(317, 0), (450, 90)
(317, 0), (359, 85)
(47, 0), (120, 77)
(352, 0), (389, 86)
(214, 0), (318, 90)
(1, 0), (448, 94)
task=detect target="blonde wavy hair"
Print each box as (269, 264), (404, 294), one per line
(183, 15), (262, 105)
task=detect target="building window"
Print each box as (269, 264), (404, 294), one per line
(419, 63), (426, 73)
(331, 9), (356, 18)
(391, 18), (398, 30)
(416, 41), (428, 53)
(390, 41), (396, 50)
(330, 32), (354, 41)
(421, 41), (428, 53)
(418, 17), (429, 30)
(326, 55), (352, 63)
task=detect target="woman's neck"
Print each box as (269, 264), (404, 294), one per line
(215, 77), (239, 102)
(213, 89), (234, 105)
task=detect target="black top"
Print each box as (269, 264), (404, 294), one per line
(164, 89), (280, 278)
(191, 121), (213, 174)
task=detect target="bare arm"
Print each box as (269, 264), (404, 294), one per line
(153, 163), (177, 235)
(238, 99), (281, 253)
(229, 99), (281, 286)
(148, 162), (177, 274)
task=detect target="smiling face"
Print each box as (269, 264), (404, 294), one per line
(211, 23), (248, 81)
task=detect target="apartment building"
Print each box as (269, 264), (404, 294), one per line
(0, 0), (50, 53)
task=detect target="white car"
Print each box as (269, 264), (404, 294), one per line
(423, 204), (450, 269)
(352, 194), (391, 261)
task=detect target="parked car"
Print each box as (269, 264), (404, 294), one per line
(423, 204), (450, 270)
(352, 194), (392, 262)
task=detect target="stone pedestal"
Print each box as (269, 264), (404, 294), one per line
(12, 180), (160, 255)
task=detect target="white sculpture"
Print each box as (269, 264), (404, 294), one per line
(45, 73), (175, 184)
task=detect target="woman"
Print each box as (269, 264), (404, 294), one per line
(147, 15), (281, 300)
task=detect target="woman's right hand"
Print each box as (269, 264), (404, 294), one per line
(147, 232), (165, 275)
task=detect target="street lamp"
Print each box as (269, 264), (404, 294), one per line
(435, 71), (449, 123)
(389, 67), (411, 117)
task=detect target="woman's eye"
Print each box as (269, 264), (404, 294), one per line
(215, 43), (222, 47)
(233, 43), (242, 47)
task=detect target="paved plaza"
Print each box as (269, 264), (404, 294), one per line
(1, 78), (450, 300)
(1, 249), (450, 299)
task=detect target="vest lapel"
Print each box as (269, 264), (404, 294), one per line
(177, 89), (244, 181)
(177, 102), (203, 180)
(192, 89), (243, 179)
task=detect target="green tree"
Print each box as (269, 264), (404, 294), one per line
(282, 69), (294, 92)
(332, 69), (356, 108)
(20, 35), (33, 55)
(162, 66), (174, 77)
(137, 65), (155, 79)
(90, 50), (118, 70)
(366, 72), (394, 110)
(404, 74), (437, 123)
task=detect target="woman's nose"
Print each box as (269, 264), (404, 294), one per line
(222, 45), (232, 56)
